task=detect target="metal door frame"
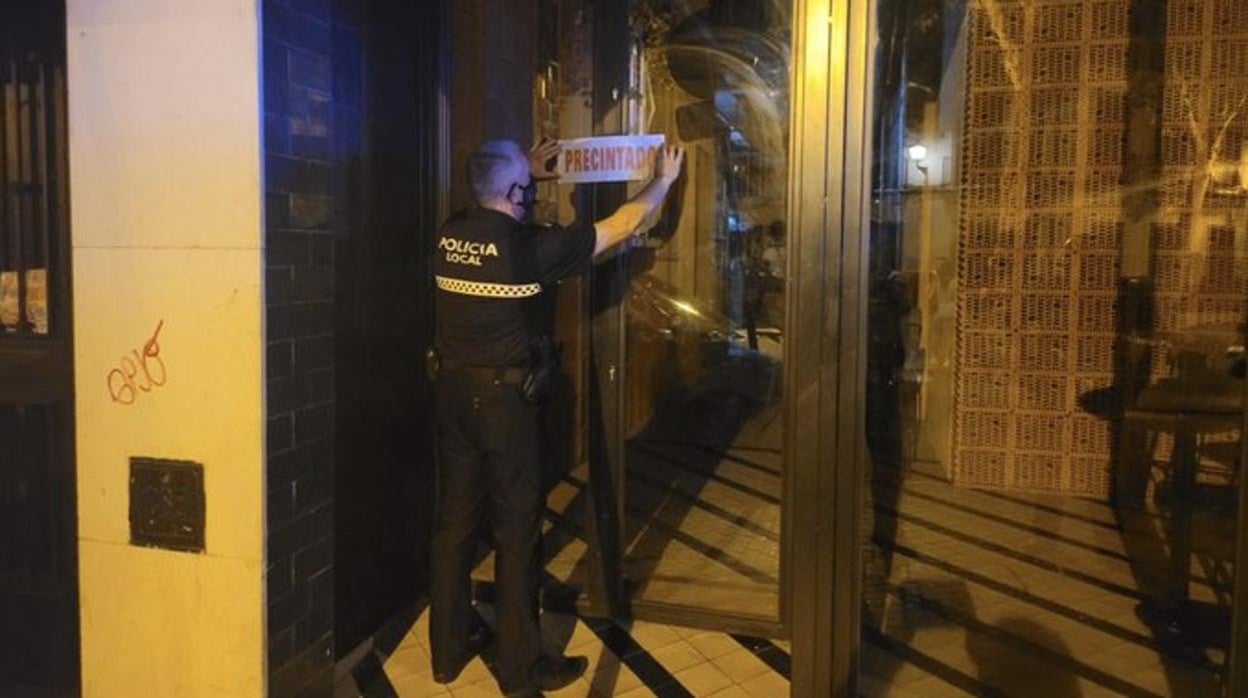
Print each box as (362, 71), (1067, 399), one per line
(784, 0), (868, 694)
(576, 0), (867, 666)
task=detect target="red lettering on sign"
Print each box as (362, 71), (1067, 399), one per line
(559, 138), (665, 179)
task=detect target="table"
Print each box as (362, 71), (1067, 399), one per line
(1120, 325), (1244, 633)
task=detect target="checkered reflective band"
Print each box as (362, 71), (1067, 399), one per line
(435, 275), (541, 298)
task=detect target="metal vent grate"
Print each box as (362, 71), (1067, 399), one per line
(129, 458), (206, 554)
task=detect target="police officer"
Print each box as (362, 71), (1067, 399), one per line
(429, 139), (684, 696)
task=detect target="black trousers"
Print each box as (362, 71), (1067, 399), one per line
(429, 368), (542, 691)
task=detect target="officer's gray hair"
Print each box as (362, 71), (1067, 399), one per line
(468, 140), (525, 205)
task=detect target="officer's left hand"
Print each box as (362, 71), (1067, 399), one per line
(530, 138), (562, 180)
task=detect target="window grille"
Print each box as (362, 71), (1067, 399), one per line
(1, 36), (66, 337)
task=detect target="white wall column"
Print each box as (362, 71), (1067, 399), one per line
(66, 2), (266, 696)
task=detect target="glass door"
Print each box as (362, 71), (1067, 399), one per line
(855, 0), (1248, 695)
(586, 0), (795, 630)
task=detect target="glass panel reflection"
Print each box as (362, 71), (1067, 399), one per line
(618, 0), (790, 619)
(862, 1), (1248, 695)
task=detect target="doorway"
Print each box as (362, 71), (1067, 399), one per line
(330, 0), (446, 658)
(579, 0), (795, 634)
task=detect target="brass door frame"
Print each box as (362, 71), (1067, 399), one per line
(783, 0), (871, 694)
(576, 0), (868, 671)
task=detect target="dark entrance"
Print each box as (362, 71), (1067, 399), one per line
(332, 0), (447, 657)
(0, 1), (78, 695)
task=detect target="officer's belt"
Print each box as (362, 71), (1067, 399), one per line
(439, 359), (528, 385)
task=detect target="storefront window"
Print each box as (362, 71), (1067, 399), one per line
(861, 1), (1248, 694)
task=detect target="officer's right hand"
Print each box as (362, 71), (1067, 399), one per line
(530, 138), (562, 180)
(655, 145), (685, 185)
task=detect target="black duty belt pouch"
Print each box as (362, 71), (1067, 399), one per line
(520, 335), (561, 404)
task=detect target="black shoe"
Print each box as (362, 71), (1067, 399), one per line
(531, 654), (588, 692)
(432, 622), (494, 684)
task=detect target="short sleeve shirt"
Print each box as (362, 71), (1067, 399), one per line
(433, 207), (596, 367)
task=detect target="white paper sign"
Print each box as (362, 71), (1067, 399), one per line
(558, 134), (665, 184)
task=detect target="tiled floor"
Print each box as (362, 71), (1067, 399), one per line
(339, 407), (1235, 696)
(620, 436), (781, 617)
(336, 399), (793, 697)
(619, 364), (784, 619)
(860, 460), (1233, 697)
(337, 605), (791, 697)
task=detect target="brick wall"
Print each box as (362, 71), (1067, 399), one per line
(264, 0), (360, 694)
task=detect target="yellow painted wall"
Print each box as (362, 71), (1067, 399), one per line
(67, 1), (265, 696)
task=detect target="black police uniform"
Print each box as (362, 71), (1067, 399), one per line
(429, 206), (595, 692)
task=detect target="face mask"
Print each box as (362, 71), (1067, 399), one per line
(511, 180), (538, 210)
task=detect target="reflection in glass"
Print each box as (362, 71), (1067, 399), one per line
(617, 0), (790, 619)
(862, 1), (1247, 696)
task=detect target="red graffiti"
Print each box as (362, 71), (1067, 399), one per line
(107, 320), (167, 405)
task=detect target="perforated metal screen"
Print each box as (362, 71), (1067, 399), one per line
(955, 0), (1248, 495)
